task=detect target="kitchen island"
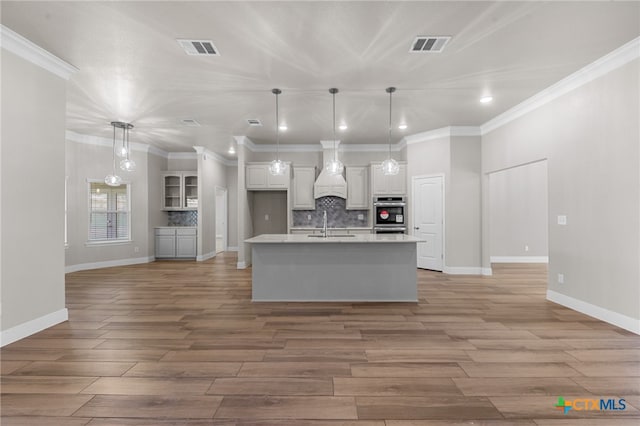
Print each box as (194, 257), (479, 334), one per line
(245, 234), (422, 302)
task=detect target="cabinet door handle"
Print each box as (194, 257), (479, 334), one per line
(413, 227), (420, 230)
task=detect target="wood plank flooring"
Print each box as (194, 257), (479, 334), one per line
(1, 253), (639, 425)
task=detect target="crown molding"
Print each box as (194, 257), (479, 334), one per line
(401, 126), (480, 145)
(320, 140), (341, 150)
(66, 130), (152, 153)
(481, 36), (640, 135)
(193, 146), (238, 167)
(168, 152), (197, 160)
(1, 25), (78, 80)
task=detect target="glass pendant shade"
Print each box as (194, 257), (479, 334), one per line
(381, 158), (400, 176)
(324, 158), (344, 175)
(269, 159), (286, 176)
(104, 174), (122, 186)
(116, 145), (128, 158)
(120, 158), (136, 172)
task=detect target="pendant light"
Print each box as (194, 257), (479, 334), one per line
(269, 88), (286, 176)
(119, 122), (136, 172)
(105, 121), (124, 186)
(324, 88), (344, 175)
(381, 87), (400, 176)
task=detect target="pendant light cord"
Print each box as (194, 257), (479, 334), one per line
(112, 123), (117, 174)
(273, 88), (281, 161)
(332, 90), (337, 161)
(388, 88), (393, 158)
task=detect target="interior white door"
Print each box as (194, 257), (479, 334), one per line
(412, 176), (443, 271)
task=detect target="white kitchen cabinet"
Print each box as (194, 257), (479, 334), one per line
(162, 172), (198, 210)
(371, 162), (407, 196)
(155, 228), (197, 259)
(292, 166), (316, 209)
(346, 166), (369, 209)
(246, 163), (290, 190)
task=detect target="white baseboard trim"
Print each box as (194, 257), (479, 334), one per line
(237, 261), (247, 269)
(65, 256), (154, 273)
(0, 308), (68, 347)
(227, 246), (239, 252)
(491, 256), (549, 263)
(196, 251), (216, 262)
(547, 290), (640, 335)
(482, 267), (493, 276)
(443, 266), (484, 275)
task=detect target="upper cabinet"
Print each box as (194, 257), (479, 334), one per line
(371, 162), (407, 196)
(292, 166), (316, 209)
(346, 166), (369, 209)
(246, 163), (290, 190)
(162, 172), (198, 211)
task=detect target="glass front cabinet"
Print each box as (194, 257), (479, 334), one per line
(162, 172), (198, 211)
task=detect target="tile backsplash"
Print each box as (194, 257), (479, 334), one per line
(168, 211), (198, 226)
(292, 196), (369, 228)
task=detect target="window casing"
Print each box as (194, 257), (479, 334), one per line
(88, 181), (131, 242)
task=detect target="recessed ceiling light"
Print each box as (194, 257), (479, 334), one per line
(339, 124), (348, 131)
(480, 96), (493, 104)
(279, 124), (288, 131)
(228, 147), (235, 154)
(398, 124), (408, 130)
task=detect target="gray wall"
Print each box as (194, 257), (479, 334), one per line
(147, 152), (168, 250)
(1, 50), (67, 332)
(482, 59), (639, 321)
(406, 134), (482, 269)
(167, 157), (197, 171)
(489, 161), (548, 258)
(65, 141), (152, 267)
(226, 165), (238, 248)
(196, 150), (228, 258)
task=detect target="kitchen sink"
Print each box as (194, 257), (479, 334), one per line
(307, 234), (356, 238)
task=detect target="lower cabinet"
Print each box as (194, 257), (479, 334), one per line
(155, 228), (197, 259)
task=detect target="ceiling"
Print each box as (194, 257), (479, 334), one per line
(2, 1), (639, 157)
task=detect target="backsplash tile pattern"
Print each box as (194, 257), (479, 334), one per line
(168, 211), (198, 226)
(292, 196), (369, 228)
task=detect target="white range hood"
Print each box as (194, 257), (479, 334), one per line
(314, 140), (347, 199)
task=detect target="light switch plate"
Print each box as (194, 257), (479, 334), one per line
(357, 214), (364, 220)
(557, 273), (564, 284)
(557, 215), (567, 225)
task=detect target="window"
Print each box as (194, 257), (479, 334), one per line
(88, 181), (130, 242)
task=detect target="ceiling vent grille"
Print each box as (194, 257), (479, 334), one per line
(410, 36), (450, 53)
(181, 118), (201, 127)
(246, 119), (262, 127)
(177, 39), (219, 56)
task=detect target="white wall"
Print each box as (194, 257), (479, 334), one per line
(65, 141), (153, 269)
(489, 161), (548, 259)
(482, 58), (639, 328)
(226, 165), (238, 248)
(1, 49), (68, 341)
(406, 134), (483, 271)
(196, 148), (228, 260)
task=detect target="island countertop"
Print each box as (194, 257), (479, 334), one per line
(245, 234), (423, 244)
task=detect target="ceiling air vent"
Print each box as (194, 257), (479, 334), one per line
(246, 119), (262, 127)
(177, 39), (219, 56)
(410, 36), (450, 53)
(181, 118), (200, 127)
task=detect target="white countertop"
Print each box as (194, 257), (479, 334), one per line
(245, 234), (423, 244)
(154, 226), (197, 229)
(290, 227), (372, 230)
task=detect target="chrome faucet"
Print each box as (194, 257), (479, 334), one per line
(322, 210), (328, 238)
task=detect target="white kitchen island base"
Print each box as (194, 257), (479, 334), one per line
(246, 234), (421, 302)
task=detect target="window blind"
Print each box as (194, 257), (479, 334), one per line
(89, 182), (130, 241)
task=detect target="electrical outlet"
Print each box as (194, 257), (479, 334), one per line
(307, 214), (312, 220)
(357, 214), (364, 221)
(525, 245), (529, 252)
(134, 246), (139, 253)
(264, 214), (269, 221)
(557, 215), (567, 225)
(557, 273), (564, 284)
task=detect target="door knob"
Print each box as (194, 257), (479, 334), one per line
(413, 227), (419, 230)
